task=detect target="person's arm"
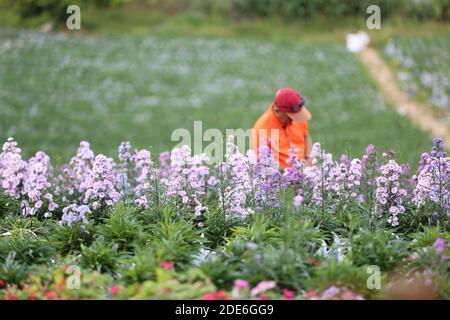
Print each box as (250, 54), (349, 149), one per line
(304, 134), (313, 166)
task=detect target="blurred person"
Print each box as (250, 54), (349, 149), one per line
(252, 87), (313, 168)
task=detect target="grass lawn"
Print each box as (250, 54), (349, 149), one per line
(0, 27), (432, 166)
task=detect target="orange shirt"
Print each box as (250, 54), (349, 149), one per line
(251, 106), (309, 168)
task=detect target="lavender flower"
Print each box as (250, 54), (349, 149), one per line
(21, 151), (57, 217)
(82, 154), (120, 210)
(211, 136), (256, 218)
(254, 143), (283, 210)
(116, 141), (133, 197)
(434, 238), (447, 254)
(133, 148), (159, 209)
(161, 145), (210, 216)
(0, 137), (26, 199)
(55, 141), (94, 202)
(375, 160), (408, 226)
(413, 139), (450, 218)
(60, 203), (91, 227)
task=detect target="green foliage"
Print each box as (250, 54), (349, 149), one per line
(79, 236), (125, 273)
(199, 255), (239, 289)
(0, 191), (19, 217)
(48, 221), (94, 255)
(410, 225), (450, 250)
(227, 213), (278, 245)
(116, 267), (216, 299)
(307, 258), (382, 298)
(0, 265), (113, 299)
(241, 244), (310, 290)
(0, 216), (54, 265)
(118, 246), (158, 285)
(98, 203), (144, 251)
(150, 213), (203, 267)
(8, 0), (130, 23)
(274, 217), (324, 254)
(0, 251), (29, 285)
(350, 229), (410, 270)
(156, 0), (448, 21)
(202, 207), (243, 249)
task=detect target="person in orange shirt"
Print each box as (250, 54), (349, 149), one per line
(252, 87), (313, 168)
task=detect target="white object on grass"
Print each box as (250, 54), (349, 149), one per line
(346, 31), (370, 53)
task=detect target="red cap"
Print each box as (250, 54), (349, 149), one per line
(274, 88), (312, 123)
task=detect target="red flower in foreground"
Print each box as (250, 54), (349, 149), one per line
(6, 293), (17, 300)
(28, 294), (37, 300)
(0, 279), (5, 287)
(110, 286), (121, 296)
(282, 288), (295, 300)
(213, 290), (229, 300)
(201, 293), (216, 300)
(160, 261), (175, 270)
(258, 295), (269, 300)
(305, 290), (317, 298)
(200, 290), (229, 300)
(44, 291), (58, 300)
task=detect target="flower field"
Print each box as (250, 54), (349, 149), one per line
(384, 35), (450, 113)
(0, 28), (431, 166)
(0, 136), (448, 300)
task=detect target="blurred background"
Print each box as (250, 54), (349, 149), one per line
(0, 0), (449, 166)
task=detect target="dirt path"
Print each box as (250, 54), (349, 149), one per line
(358, 47), (450, 149)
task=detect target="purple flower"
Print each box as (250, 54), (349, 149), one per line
(293, 194), (303, 208)
(375, 160), (408, 226)
(160, 145), (211, 216)
(60, 204), (91, 227)
(365, 144), (375, 155)
(116, 141), (133, 197)
(133, 148), (159, 209)
(0, 137), (26, 199)
(434, 238), (447, 254)
(82, 154), (120, 210)
(414, 140), (449, 217)
(118, 141), (132, 163)
(246, 242), (257, 249)
(54, 141), (95, 202)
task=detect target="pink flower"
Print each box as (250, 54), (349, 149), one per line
(234, 279), (249, 289)
(201, 291), (228, 300)
(434, 238), (447, 254)
(201, 293), (215, 300)
(250, 280), (276, 296)
(321, 286), (340, 299)
(110, 285), (121, 295)
(305, 290), (317, 298)
(213, 290), (229, 300)
(282, 288), (295, 299)
(341, 290), (364, 300)
(44, 291), (58, 300)
(293, 195), (303, 208)
(160, 261), (175, 270)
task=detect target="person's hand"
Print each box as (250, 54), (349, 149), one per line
(304, 156), (313, 167)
